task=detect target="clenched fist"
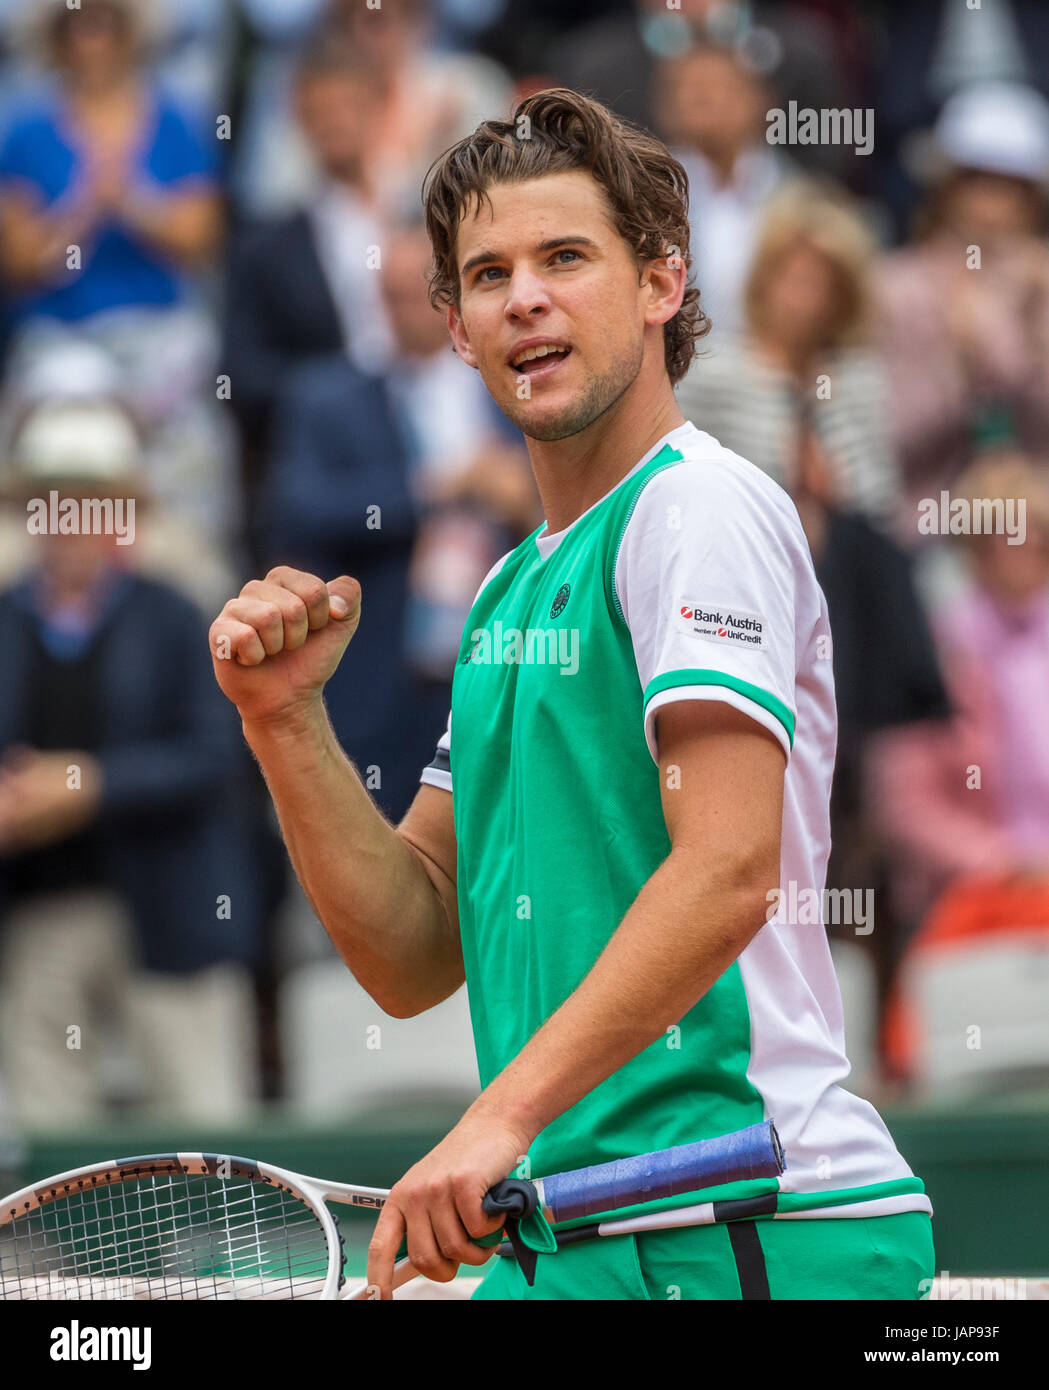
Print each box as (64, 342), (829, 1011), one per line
(210, 567), (361, 727)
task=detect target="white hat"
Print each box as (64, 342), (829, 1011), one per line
(934, 81), (1049, 183)
(12, 400), (142, 486)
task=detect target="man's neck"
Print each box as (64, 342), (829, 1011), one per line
(527, 376), (684, 536)
(323, 165), (373, 205)
(695, 139), (753, 191)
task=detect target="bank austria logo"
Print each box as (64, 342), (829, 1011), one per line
(550, 582), (571, 619)
(677, 600), (767, 650)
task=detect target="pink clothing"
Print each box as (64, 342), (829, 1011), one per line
(950, 588), (1049, 856)
(867, 583), (1049, 924)
(875, 244), (1049, 511)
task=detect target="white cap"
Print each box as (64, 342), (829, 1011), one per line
(934, 81), (1049, 183)
(12, 401), (141, 485)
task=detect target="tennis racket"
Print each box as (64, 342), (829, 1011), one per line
(0, 1121), (783, 1300)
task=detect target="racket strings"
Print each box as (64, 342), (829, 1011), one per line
(0, 1167), (336, 1299)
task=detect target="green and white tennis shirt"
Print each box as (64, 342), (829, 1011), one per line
(421, 421), (930, 1222)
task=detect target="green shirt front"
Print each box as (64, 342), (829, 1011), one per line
(449, 442), (763, 1178)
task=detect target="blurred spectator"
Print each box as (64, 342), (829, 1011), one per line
(230, 0), (339, 217)
(874, 0), (1049, 235)
(677, 185), (899, 522)
(233, 0), (511, 217)
(877, 82), (1049, 514)
(0, 0), (237, 569)
(259, 220), (535, 821)
(0, 0), (236, 117)
(0, 397), (261, 1126)
(657, 42), (795, 343)
(0, 340), (238, 612)
(0, 0), (222, 327)
(539, 0), (859, 172)
(869, 453), (1049, 937)
(382, 223), (539, 680)
(678, 185), (949, 1003)
(223, 40), (395, 553)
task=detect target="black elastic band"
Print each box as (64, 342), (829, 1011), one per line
(713, 1193), (778, 1223)
(727, 1220), (771, 1300)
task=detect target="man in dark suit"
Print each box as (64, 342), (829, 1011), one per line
(223, 39), (392, 560)
(0, 398), (262, 1126)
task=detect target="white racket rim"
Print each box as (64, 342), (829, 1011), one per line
(0, 1152), (394, 1302)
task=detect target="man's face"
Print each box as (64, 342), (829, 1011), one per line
(447, 172), (655, 442)
(660, 49), (762, 162)
(757, 242), (844, 350)
(53, 2), (135, 85)
(943, 171), (1043, 246)
(40, 509), (119, 591)
(382, 231), (447, 358)
(295, 73), (380, 180)
(973, 521), (1049, 602)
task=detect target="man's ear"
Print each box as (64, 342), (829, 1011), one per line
(447, 302), (478, 368)
(641, 252), (687, 330)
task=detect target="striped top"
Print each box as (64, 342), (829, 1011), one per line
(675, 341), (899, 523)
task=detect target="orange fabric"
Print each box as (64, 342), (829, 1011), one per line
(882, 873), (1049, 1078)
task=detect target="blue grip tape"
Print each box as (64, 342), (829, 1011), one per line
(540, 1120), (785, 1223)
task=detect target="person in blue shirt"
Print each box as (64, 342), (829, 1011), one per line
(0, 0), (222, 325)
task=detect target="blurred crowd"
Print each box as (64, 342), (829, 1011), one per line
(0, 0), (1048, 1138)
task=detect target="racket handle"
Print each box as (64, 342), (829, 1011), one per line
(537, 1120), (784, 1224)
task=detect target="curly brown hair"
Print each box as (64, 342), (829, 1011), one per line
(422, 88), (709, 386)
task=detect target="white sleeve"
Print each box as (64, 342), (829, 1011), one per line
(615, 460), (804, 764)
(419, 710), (452, 793)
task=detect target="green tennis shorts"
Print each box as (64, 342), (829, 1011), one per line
(472, 1211), (934, 1300)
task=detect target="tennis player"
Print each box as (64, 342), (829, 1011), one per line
(210, 89), (934, 1301)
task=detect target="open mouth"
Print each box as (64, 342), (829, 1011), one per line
(510, 344), (572, 376)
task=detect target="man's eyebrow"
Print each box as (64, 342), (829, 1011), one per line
(459, 236), (601, 280)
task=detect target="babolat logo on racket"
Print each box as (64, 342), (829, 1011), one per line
(677, 602), (767, 649)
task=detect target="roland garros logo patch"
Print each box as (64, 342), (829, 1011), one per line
(550, 583), (571, 619)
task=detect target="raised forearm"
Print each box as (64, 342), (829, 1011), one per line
(244, 702), (462, 1015)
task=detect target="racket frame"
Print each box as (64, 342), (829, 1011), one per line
(0, 1121), (784, 1299)
(0, 1152), (395, 1301)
